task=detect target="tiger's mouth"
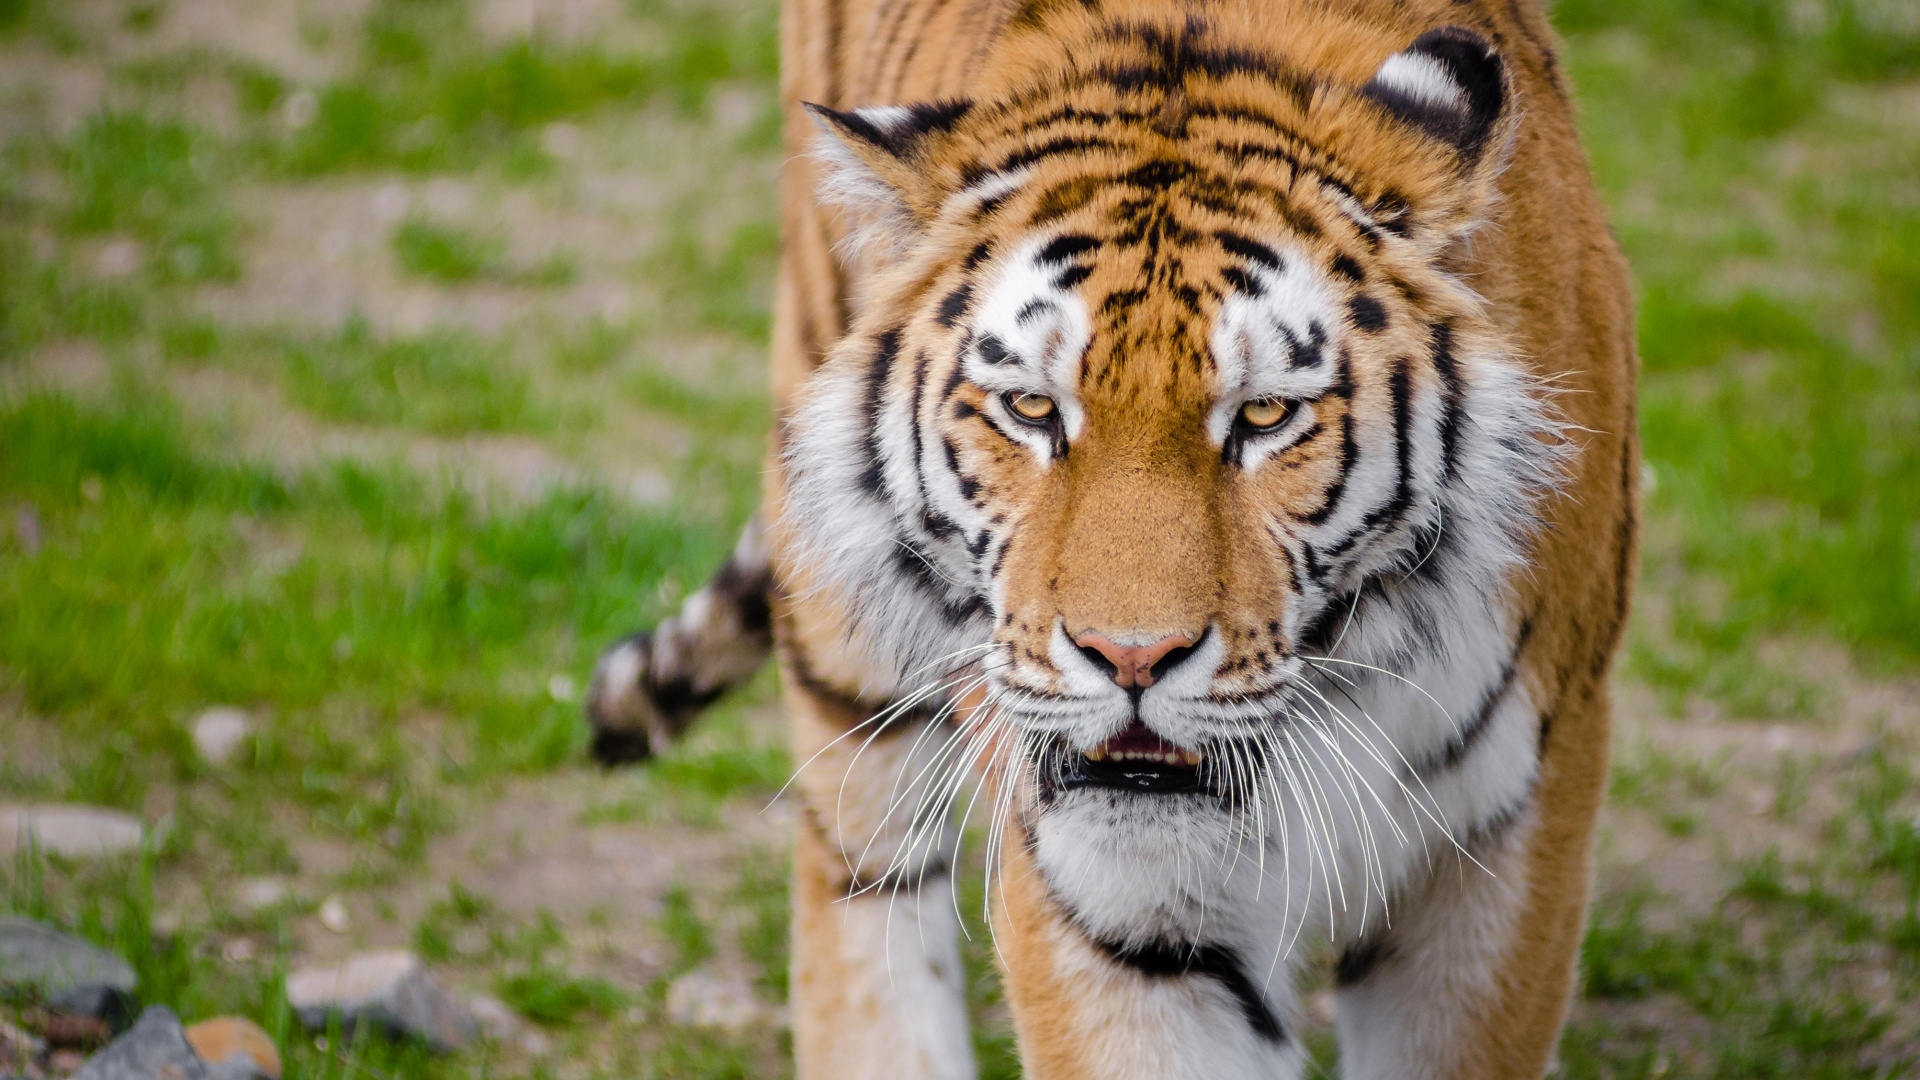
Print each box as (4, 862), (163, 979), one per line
(1052, 721), (1213, 796)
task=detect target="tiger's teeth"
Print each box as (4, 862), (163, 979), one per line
(1086, 747), (1206, 766)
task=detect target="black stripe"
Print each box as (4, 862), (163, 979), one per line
(909, 348), (932, 493)
(1219, 265), (1260, 297)
(1348, 294), (1387, 333)
(978, 135), (1127, 179)
(1335, 934), (1390, 987)
(1430, 323), (1464, 482)
(1053, 264), (1092, 290)
(1412, 618), (1534, 781)
(1353, 358), (1416, 541)
(1097, 939), (1286, 1044)
(936, 284), (974, 327)
(890, 540), (988, 626)
(1300, 399), (1354, 526)
(1216, 230), (1282, 270)
(782, 638), (894, 718)
(857, 330), (902, 497)
(1037, 233), (1100, 263)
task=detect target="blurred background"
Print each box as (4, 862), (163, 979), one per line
(0, 0), (1914, 1076)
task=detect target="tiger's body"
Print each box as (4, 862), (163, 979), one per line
(586, 0), (1638, 1075)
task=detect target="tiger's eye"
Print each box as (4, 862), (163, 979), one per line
(1009, 391), (1057, 422)
(1240, 398), (1291, 429)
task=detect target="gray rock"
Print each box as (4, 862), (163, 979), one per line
(0, 806), (144, 860)
(72, 1006), (209, 1080)
(284, 950), (474, 1052)
(0, 917), (139, 999)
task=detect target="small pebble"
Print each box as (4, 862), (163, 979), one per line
(95, 240), (142, 278)
(185, 1016), (282, 1080)
(191, 708), (252, 767)
(317, 897), (350, 934)
(282, 90), (316, 129)
(0, 1016), (44, 1075)
(0, 805), (144, 859)
(234, 878), (291, 912)
(285, 950), (475, 1051)
(13, 505), (41, 555)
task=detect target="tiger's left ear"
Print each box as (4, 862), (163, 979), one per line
(806, 100), (973, 260)
(1359, 27), (1510, 160)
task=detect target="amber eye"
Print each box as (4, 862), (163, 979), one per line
(1239, 398), (1293, 430)
(1007, 391), (1058, 423)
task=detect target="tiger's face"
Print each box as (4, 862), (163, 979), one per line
(781, 21), (1560, 936)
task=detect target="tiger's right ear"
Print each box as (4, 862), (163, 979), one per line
(1359, 27), (1509, 160)
(806, 100), (972, 259)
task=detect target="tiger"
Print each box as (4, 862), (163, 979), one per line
(585, 0), (1639, 1074)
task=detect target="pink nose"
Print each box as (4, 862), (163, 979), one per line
(1073, 632), (1195, 689)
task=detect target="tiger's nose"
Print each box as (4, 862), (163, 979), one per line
(1073, 632), (1197, 689)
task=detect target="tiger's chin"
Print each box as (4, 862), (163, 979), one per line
(1024, 756), (1272, 948)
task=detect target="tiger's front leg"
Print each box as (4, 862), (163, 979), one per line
(1333, 688), (1612, 1080)
(781, 635), (978, 1080)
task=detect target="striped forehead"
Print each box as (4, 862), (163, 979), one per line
(960, 218), (1349, 414)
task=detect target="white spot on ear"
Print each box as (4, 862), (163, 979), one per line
(855, 105), (917, 133)
(1372, 52), (1467, 111)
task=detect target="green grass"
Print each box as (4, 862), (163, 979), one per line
(0, 386), (731, 834)
(282, 318), (547, 433)
(656, 884), (715, 978)
(391, 217), (577, 286)
(64, 111), (240, 283)
(268, 0), (775, 176)
(1560, 0), (1920, 705)
(391, 217), (506, 283)
(496, 966), (627, 1026)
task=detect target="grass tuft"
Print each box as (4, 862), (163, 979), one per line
(282, 317), (545, 433)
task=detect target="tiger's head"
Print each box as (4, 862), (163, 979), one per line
(778, 15), (1563, 929)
